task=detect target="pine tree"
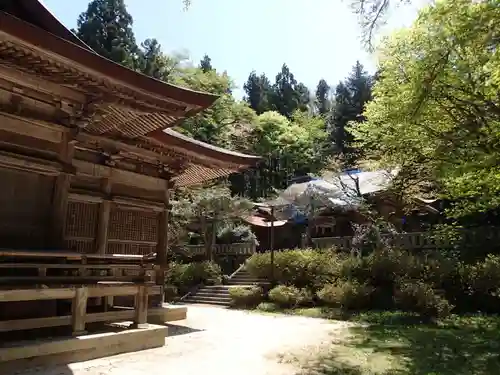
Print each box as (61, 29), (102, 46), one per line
(76, 0), (138, 68)
(330, 61), (372, 167)
(315, 79), (331, 115)
(243, 71), (272, 114)
(199, 54), (213, 73)
(271, 64), (299, 118)
(138, 38), (166, 79)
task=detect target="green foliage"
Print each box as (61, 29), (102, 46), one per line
(317, 281), (374, 310)
(330, 61), (373, 166)
(199, 54), (213, 73)
(460, 255), (500, 298)
(245, 249), (343, 290)
(163, 284), (178, 302)
(315, 79), (331, 115)
(395, 280), (453, 319)
(76, 0), (138, 68)
(216, 223), (257, 245)
(166, 261), (222, 293)
(228, 286), (263, 308)
(268, 285), (313, 308)
(353, 0), (500, 217)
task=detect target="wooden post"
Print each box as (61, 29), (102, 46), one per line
(156, 182), (169, 302)
(134, 285), (148, 329)
(51, 131), (75, 249)
(96, 178), (112, 255)
(72, 287), (88, 336)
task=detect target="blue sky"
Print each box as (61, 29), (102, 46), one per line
(42, 0), (424, 98)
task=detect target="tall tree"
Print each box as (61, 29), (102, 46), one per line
(75, 0), (138, 68)
(138, 38), (167, 79)
(199, 54), (213, 73)
(271, 64), (299, 118)
(315, 79), (331, 115)
(243, 71), (272, 115)
(330, 61), (372, 166)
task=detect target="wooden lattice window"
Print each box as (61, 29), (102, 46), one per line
(65, 201), (99, 239)
(108, 206), (159, 242)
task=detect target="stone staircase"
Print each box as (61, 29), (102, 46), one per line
(182, 267), (263, 306)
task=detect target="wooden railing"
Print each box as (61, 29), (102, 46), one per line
(180, 242), (256, 257)
(0, 283), (161, 334)
(312, 228), (500, 251)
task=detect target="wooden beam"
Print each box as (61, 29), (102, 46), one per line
(72, 287), (88, 335)
(0, 112), (64, 143)
(0, 150), (62, 175)
(0, 315), (72, 333)
(0, 288), (76, 302)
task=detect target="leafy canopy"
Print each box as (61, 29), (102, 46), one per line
(352, 0), (500, 217)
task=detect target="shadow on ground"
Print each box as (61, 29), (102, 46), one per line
(296, 313), (500, 375)
(165, 323), (204, 337)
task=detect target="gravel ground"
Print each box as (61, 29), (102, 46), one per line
(17, 305), (352, 375)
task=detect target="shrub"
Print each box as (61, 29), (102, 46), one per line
(268, 285), (313, 308)
(217, 223), (258, 245)
(229, 286), (263, 308)
(460, 255), (500, 296)
(166, 261), (222, 293)
(246, 249), (343, 290)
(317, 281), (374, 310)
(395, 280), (453, 319)
(163, 284), (178, 302)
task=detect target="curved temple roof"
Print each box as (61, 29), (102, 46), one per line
(0, 0), (260, 186)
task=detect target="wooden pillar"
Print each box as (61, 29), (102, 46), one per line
(51, 131), (75, 249)
(155, 182), (170, 298)
(96, 178), (112, 255)
(134, 285), (148, 329)
(72, 287), (88, 336)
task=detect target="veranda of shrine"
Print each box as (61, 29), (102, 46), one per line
(0, 0), (259, 364)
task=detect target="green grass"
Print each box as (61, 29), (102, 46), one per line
(255, 303), (500, 375)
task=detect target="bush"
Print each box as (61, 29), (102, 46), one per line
(164, 284), (178, 302)
(166, 261), (222, 294)
(317, 281), (374, 310)
(395, 280), (453, 319)
(217, 223), (258, 245)
(268, 285), (313, 308)
(246, 249), (343, 290)
(229, 286), (263, 308)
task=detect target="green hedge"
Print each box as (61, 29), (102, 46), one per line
(229, 286), (263, 308)
(245, 248), (500, 318)
(166, 261), (222, 295)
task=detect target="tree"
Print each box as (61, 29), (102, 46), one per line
(315, 79), (331, 115)
(75, 0), (138, 68)
(330, 61), (372, 166)
(351, 0), (500, 218)
(172, 185), (253, 259)
(243, 71), (273, 115)
(199, 54), (214, 73)
(138, 38), (168, 79)
(270, 64), (311, 119)
(173, 67), (256, 149)
(232, 110), (329, 197)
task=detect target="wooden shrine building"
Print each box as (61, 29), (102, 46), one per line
(0, 0), (259, 358)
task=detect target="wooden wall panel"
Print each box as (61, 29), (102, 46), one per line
(0, 168), (53, 249)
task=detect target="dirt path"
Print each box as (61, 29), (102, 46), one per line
(16, 305), (352, 375)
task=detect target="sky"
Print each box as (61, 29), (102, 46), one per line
(42, 0), (425, 98)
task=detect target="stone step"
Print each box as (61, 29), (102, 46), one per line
(183, 297), (231, 306)
(195, 291), (230, 298)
